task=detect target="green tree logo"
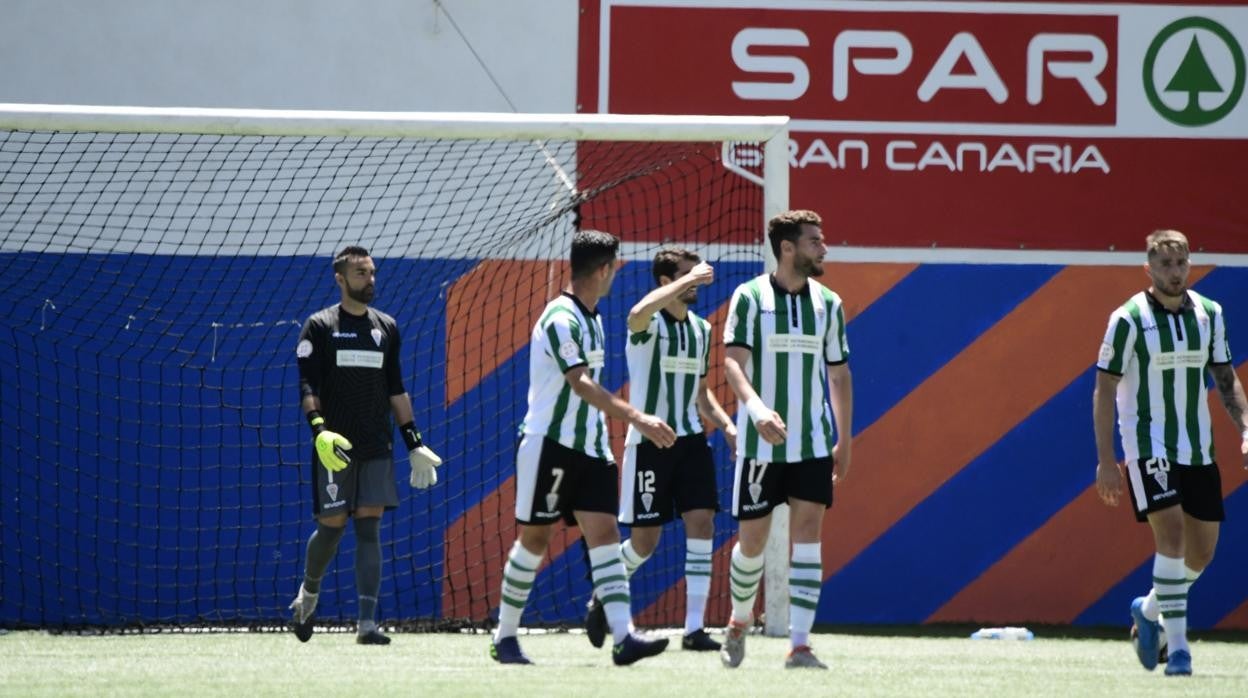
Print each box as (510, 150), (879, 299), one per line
(1144, 17), (1245, 126)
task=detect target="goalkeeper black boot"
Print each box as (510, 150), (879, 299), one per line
(585, 596), (607, 649)
(356, 631), (389, 649)
(289, 586), (318, 643)
(356, 622), (391, 646)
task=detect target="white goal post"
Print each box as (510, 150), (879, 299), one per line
(0, 103), (794, 635)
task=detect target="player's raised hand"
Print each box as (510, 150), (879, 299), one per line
(314, 430), (352, 473)
(1095, 460), (1123, 506)
(686, 261), (714, 287)
(636, 413), (677, 448)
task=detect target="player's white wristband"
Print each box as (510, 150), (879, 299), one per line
(744, 396), (772, 425)
(1241, 427), (1248, 441)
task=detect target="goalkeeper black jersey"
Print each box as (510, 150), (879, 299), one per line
(297, 304), (405, 459)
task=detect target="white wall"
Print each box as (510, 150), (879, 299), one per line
(0, 0), (577, 112)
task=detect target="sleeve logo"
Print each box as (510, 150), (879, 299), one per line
(296, 339), (313, 358)
(558, 341), (580, 360)
(1098, 342), (1114, 364)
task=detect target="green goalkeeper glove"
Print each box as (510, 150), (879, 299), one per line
(308, 413), (352, 473)
(401, 422), (441, 489)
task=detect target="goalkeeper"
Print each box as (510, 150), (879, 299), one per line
(290, 245), (442, 645)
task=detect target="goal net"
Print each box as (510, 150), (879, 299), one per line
(0, 105), (788, 631)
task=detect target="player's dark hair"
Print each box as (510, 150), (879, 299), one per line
(652, 247), (700, 285)
(333, 246), (370, 275)
(570, 230), (620, 280)
(767, 209), (822, 259)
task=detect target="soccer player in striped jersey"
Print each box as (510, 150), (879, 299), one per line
(1094, 230), (1248, 678)
(490, 230), (676, 666)
(290, 246), (442, 646)
(586, 247), (736, 652)
(719, 210), (853, 670)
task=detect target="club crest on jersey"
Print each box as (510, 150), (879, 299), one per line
(370, 328), (383, 347)
(641, 492), (654, 512)
(326, 483), (339, 501)
(296, 339), (313, 358)
(545, 493), (559, 512)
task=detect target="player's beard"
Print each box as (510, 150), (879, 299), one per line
(679, 286), (698, 304)
(1149, 272), (1186, 299)
(346, 283), (375, 304)
(798, 254), (824, 277)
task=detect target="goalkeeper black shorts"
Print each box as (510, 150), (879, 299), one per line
(311, 454), (399, 517)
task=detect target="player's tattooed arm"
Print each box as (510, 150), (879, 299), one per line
(1210, 364), (1248, 431)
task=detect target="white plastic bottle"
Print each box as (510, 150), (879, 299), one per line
(970, 626), (1034, 640)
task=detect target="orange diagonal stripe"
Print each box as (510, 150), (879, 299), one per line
(445, 260), (571, 406)
(1216, 598), (1248, 631)
(931, 359), (1247, 625)
(639, 263), (916, 625)
(821, 266), (1174, 580)
(442, 475), (581, 620)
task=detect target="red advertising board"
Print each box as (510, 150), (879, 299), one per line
(579, 1), (1248, 251)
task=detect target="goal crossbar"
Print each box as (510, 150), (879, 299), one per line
(0, 103), (788, 143)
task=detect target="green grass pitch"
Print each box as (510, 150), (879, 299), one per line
(2, 627), (1245, 697)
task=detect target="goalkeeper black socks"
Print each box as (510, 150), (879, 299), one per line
(354, 517), (382, 624)
(303, 521), (346, 594)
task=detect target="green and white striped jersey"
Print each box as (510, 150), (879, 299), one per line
(520, 292), (611, 460)
(1096, 289), (1232, 465)
(625, 308), (712, 446)
(724, 274), (849, 462)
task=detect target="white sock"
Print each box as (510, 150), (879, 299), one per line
(789, 542), (822, 649)
(1154, 554), (1189, 654)
(494, 541), (542, 642)
(684, 538), (713, 634)
(619, 539), (650, 579)
(729, 542), (764, 625)
(588, 544), (633, 644)
(1141, 588), (1159, 622)
(1185, 563), (1203, 586)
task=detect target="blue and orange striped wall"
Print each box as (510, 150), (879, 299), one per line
(437, 258), (1248, 631)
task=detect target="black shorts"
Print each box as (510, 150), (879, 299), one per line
(310, 453), (398, 518)
(731, 454), (834, 520)
(515, 435), (619, 525)
(619, 432), (720, 527)
(1125, 457), (1225, 523)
